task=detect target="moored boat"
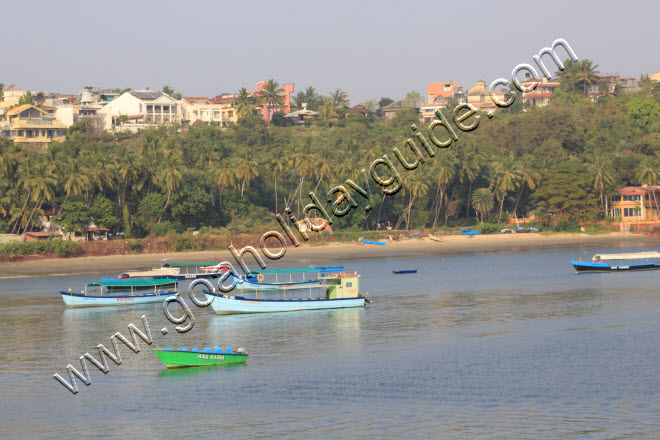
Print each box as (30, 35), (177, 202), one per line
(393, 270), (417, 274)
(154, 346), (248, 368)
(571, 251), (660, 273)
(60, 278), (179, 307)
(204, 272), (367, 314)
(359, 237), (386, 245)
(120, 261), (226, 280)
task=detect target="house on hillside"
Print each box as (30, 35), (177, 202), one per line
(98, 90), (181, 132)
(521, 76), (561, 108)
(381, 100), (403, 121)
(609, 186), (660, 230)
(420, 82), (464, 123)
(0, 104), (66, 145)
(467, 80), (510, 113)
(180, 97), (224, 126)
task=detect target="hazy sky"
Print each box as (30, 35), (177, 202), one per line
(3, 1), (659, 104)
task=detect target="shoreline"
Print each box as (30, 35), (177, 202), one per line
(1, 232), (659, 278)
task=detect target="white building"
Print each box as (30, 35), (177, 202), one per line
(180, 97), (224, 126)
(98, 90), (181, 132)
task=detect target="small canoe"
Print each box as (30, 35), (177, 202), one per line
(310, 266), (346, 272)
(428, 235), (443, 242)
(154, 347), (248, 368)
(359, 237), (386, 245)
(393, 270), (417, 274)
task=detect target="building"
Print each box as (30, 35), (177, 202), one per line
(467, 80), (510, 113)
(1, 86), (26, 107)
(521, 76), (561, 107)
(650, 70), (660, 83)
(600, 74), (638, 93)
(344, 104), (370, 117)
(609, 186), (660, 229)
(381, 100), (403, 121)
(79, 87), (119, 105)
(0, 104), (66, 144)
(210, 94), (240, 126)
(180, 97), (224, 126)
(98, 90), (181, 132)
(254, 81), (294, 124)
(284, 103), (318, 125)
(420, 82), (464, 123)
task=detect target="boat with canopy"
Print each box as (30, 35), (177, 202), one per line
(119, 261), (227, 280)
(60, 278), (179, 307)
(571, 251), (660, 273)
(204, 270), (368, 314)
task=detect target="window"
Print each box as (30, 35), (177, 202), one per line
(624, 207), (640, 217)
(139, 104), (143, 113)
(623, 195), (641, 202)
(611, 208), (621, 218)
(346, 282), (352, 287)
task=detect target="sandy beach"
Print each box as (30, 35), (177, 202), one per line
(1, 232), (658, 278)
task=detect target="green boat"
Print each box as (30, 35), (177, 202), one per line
(154, 347), (248, 368)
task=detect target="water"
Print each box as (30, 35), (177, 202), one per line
(1, 245), (660, 439)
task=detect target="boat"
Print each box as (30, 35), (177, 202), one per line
(459, 227), (479, 236)
(393, 270), (417, 274)
(309, 265), (345, 272)
(571, 252), (660, 273)
(154, 346), (248, 368)
(232, 268), (325, 292)
(359, 237), (386, 245)
(513, 227), (538, 233)
(428, 234), (444, 242)
(204, 272), (368, 314)
(60, 278), (179, 307)
(120, 261), (226, 280)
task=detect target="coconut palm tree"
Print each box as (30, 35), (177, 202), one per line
(59, 159), (90, 214)
(269, 157), (286, 213)
(330, 89), (349, 107)
(318, 98), (339, 127)
(258, 80), (284, 124)
(589, 155), (614, 216)
(472, 188), (494, 223)
(236, 87), (255, 119)
(215, 160), (235, 207)
(492, 150), (521, 222)
(157, 154), (184, 220)
(235, 154), (260, 196)
(25, 163), (57, 232)
(430, 153), (456, 228)
(513, 155), (541, 216)
(636, 158), (660, 219)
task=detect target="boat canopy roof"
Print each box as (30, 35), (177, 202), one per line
(162, 262), (219, 267)
(87, 278), (177, 287)
(592, 251), (660, 261)
(247, 268), (322, 275)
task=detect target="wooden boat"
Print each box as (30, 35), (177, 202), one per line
(60, 278), (179, 307)
(154, 347), (248, 368)
(204, 272), (367, 314)
(459, 227), (479, 236)
(428, 234), (444, 242)
(571, 252), (660, 273)
(120, 261), (225, 280)
(232, 268), (326, 292)
(359, 237), (386, 245)
(393, 270), (417, 274)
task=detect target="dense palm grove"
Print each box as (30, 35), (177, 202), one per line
(1, 61), (660, 238)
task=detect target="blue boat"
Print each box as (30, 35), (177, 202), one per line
(393, 270), (417, 274)
(204, 272), (367, 314)
(571, 251), (660, 273)
(459, 227), (479, 236)
(360, 237), (387, 245)
(309, 266), (345, 272)
(60, 278), (179, 307)
(120, 261), (227, 281)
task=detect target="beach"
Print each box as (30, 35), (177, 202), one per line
(1, 232), (658, 278)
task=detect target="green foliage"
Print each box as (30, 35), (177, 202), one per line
(137, 193), (167, 224)
(478, 223), (510, 234)
(0, 238), (82, 261)
(0, 220), (8, 233)
(89, 196), (118, 230)
(123, 205), (132, 238)
(626, 97), (660, 131)
(532, 162), (601, 220)
(55, 202), (90, 234)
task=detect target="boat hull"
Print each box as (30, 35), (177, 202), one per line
(154, 349), (247, 368)
(204, 291), (366, 314)
(60, 291), (178, 307)
(360, 238), (386, 245)
(571, 261), (660, 273)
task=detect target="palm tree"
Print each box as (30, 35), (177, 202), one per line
(472, 188), (494, 223)
(456, 142), (483, 220)
(157, 154), (184, 220)
(513, 155), (541, 216)
(492, 150), (521, 222)
(330, 89), (349, 107)
(59, 159), (90, 214)
(589, 155), (614, 216)
(236, 87), (255, 119)
(318, 99), (339, 127)
(235, 154), (260, 196)
(636, 159), (660, 219)
(258, 79), (284, 124)
(430, 153), (456, 228)
(215, 160), (236, 207)
(25, 163), (57, 232)
(269, 157), (286, 213)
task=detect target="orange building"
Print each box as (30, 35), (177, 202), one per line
(609, 186), (660, 229)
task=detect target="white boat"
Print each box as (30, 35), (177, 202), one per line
(60, 278), (179, 307)
(204, 272), (367, 314)
(119, 261), (226, 280)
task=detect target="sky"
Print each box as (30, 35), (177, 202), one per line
(3, 0), (659, 104)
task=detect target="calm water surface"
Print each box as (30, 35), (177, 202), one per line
(1, 245), (659, 439)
